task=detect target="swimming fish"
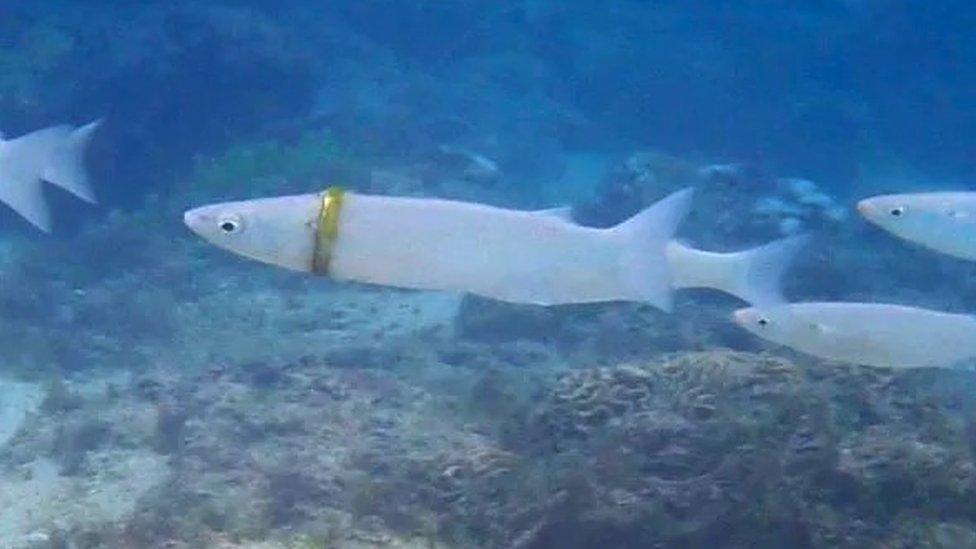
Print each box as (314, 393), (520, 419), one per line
(0, 121), (100, 232)
(184, 188), (806, 310)
(732, 302), (976, 369)
(857, 192), (976, 261)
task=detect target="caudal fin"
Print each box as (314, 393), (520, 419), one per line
(43, 120), (100, 204)
(667, 234), (810, 305)
(0, 172), (51, 232)
(0, 126), (74, 232)
(613, 188), (694, 312)
(0, 121), (99, 231)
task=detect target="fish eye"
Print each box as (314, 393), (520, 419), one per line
(757, 317), (770, 327)
(218, 216), (242, 234)
(889, 206), (905, 217)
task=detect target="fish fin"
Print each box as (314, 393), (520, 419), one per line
(728, 234), (811, 305)
(42, 120), (100, 203)
(532, 206), (573, 222)
(0, 127), (73, 232)
(667, 234), (809, 305)
(0, 173), (51, 232)
(614, 188), (694, 312)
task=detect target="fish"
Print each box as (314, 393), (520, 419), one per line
(857, 192), (976, 261)
(732, 302), (976, 369)
(184, 188), (806, 310)
(0, 121), (100, 232)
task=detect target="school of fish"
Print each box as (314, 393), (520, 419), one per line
(4, 121), (976, 370)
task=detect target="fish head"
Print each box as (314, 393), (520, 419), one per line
(184, 194), (320, 272)
(857, 192), (976, 251)
(732, 306), (778, 337)
(734, 303), (838, 351)
(857, 193), (916, 227)
(732, 305), (808, 345)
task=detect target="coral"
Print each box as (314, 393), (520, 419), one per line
(501, 351), (976, 547)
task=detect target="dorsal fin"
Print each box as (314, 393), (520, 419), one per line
(532, 206), (574, 222)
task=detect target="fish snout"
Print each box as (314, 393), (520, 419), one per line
(183, 207), (213, 234)
(856, 199), (869, 216)
(731, 307), (753, 327)
(856, 198), (877, 220)
(183, 209), (199, 229)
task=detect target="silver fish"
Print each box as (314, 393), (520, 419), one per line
(858, 191), (976, 261)
(184, 188), (806, 310)
(733, 302), (976, 368)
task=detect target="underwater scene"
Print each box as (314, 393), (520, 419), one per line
(4, 1), (976, 547)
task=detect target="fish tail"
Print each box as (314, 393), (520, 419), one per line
(614, 188), (694, 312)
(0, 170), (50, 232)
(0, 126), (76, 232)
(43, 120), (101, 204)
(667, 234), (810, 305)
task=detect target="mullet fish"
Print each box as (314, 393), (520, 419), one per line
(184, 188), (806, 310)
(858, 192), (976, 261)
(733, 302), (976, 369)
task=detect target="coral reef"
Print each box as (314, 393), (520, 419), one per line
(3, 331), (975, 548)
(503, 352), (976, 548)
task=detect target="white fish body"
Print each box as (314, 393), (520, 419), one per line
(0, 121), (100, 232)
(184, 189), (805, 309)
(733, 302), (976, 369)
(332, 193), (636, 305)
(858, 191), (976, 260)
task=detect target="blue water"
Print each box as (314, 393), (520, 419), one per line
(1, 2), (976, 548)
